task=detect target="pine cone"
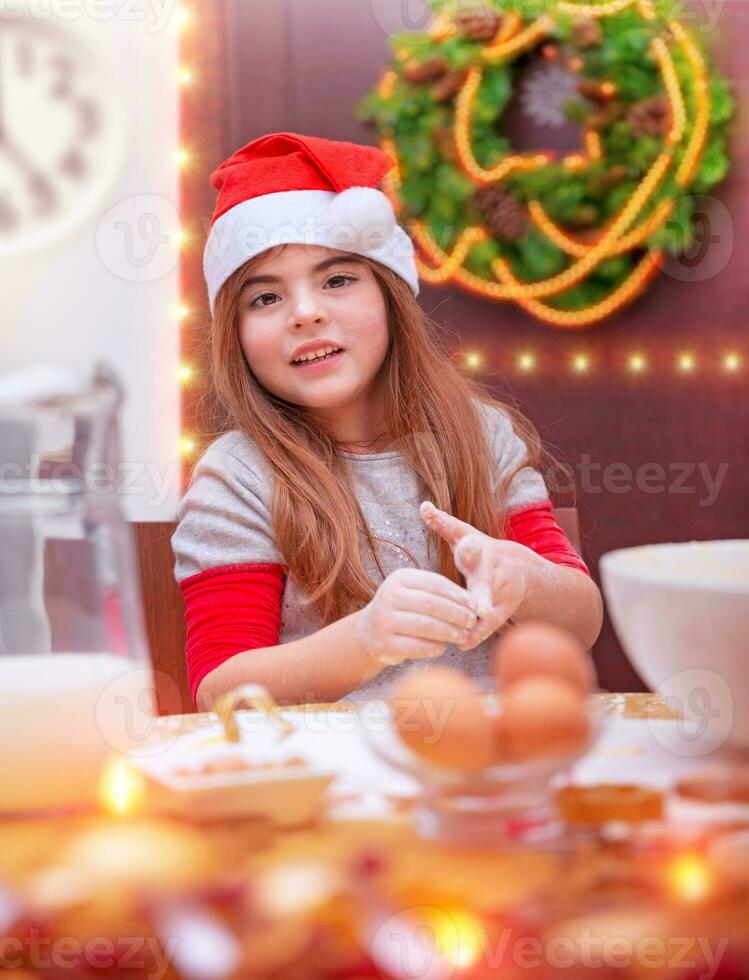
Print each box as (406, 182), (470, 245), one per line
(588, 163), (630, 194)
(432, 69), (468, 103)
(577, 78), (615, 102)
(454, 6), (502, 40)
(475, 186), (529, 242)
(565, 204), (600, 229)
(586, 100), (624, 131)
(434, 125), (457, 161)
(573, 17), (603, 47)
(627, 96), (672, 138)
(402, 56), (449, 84)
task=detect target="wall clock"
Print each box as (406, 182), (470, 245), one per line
(0, 9), (128, 256)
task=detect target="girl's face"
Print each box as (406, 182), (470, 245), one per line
(237, 244), (390, 414)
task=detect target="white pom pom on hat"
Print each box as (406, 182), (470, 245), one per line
(325, 186), (397, 252)
(203, 132), (420, 312)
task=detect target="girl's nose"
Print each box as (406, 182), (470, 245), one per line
(289, 292), (328, 329)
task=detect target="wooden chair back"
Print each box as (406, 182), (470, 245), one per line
(133, 522), (191, 713)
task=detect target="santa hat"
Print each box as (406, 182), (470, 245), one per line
(203, 132), (420, 312)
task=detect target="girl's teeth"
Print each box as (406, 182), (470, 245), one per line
(295, 348), (340, 364)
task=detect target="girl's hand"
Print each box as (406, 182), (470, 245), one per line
(353, 567), (479, 667)
(420, 500), (531, 649)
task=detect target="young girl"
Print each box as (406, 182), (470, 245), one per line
(171, 132), (602, 711)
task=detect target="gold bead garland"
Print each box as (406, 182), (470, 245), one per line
(482, 15), (554, 62)
(374, 1), (720, 326)
(455, 67), (552, 184)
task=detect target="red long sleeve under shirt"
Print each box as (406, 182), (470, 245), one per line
(179, 499), (589, 704)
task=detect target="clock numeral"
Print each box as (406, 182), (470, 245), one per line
(16, 41), (34, 77)
(75, 97), (100, 141)
(48, 53), (74, 99)
(60, 147), (87, 181)
(28, 174), (57, 217)
(0, 197), (19, 233)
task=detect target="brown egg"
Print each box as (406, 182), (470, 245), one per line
(500, 676), (591, 760)
(390, 668), (495, 769)
(493, 621), (596, 694)
(491, 707), (514, 765)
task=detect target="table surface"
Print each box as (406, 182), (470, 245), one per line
(0, 694), (749, 980)
(0, 694), (683, 895)
(153, 691), (681, 740)
(0, 694), (749, 972)
(2, 693), (747, 978)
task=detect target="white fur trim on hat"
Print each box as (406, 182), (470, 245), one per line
(204, 189), (419, 312)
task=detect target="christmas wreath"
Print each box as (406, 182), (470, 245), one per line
(357, 0), (734, 327)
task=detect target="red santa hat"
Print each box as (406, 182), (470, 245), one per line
(203, 132), (420, 312)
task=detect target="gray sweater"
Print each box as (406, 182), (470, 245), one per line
(171, 400), (549, 700)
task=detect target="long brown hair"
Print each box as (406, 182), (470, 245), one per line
(200, 246), (545, 624)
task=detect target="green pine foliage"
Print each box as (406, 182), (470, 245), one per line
(355, 0), (733, 314)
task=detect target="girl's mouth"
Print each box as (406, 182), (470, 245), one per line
(290, 348), (344, 373)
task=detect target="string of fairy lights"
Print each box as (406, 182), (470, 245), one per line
(462, 349), (743, 376)
(173, 5), (741, 460)
(175, 5), (198, 460)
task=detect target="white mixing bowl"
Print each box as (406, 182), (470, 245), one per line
(600, 540), (749, 751)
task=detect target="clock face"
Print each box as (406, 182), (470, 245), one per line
(0, 13), (127, 255)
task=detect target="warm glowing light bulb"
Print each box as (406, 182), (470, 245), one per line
(431, 908), (483, 971)
(628, 354), (646, 374)
(179, 436), (196, 457)
(174, 227), (188, 249)
(178, 364), (193, 383)
(678, 352), (696, 373)
(669, 854), (712, 903)
(176, 147), (191, 169)
(176, 6), (191, 29)
(723, 352), (741, 372)
(572, 353), (590, 373)
(173, 303), (190, 321)
(97, 757), (145, 817)
(178, 66), (193, 86)
(518, 352), (536, 373)
(464, 351), (482, 371)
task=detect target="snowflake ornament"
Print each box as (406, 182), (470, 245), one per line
(520, 62), (584, 129)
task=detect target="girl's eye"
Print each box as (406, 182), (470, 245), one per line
(325, 274), (356, 289)
(249, 292), (279, 309)
(247, 275), (355, 309)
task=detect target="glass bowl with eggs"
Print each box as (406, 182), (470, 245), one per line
(360, 622), (608, 849)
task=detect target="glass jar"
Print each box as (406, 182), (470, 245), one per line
(360, 695), (608, 850)
(0, 363), (156, 814)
